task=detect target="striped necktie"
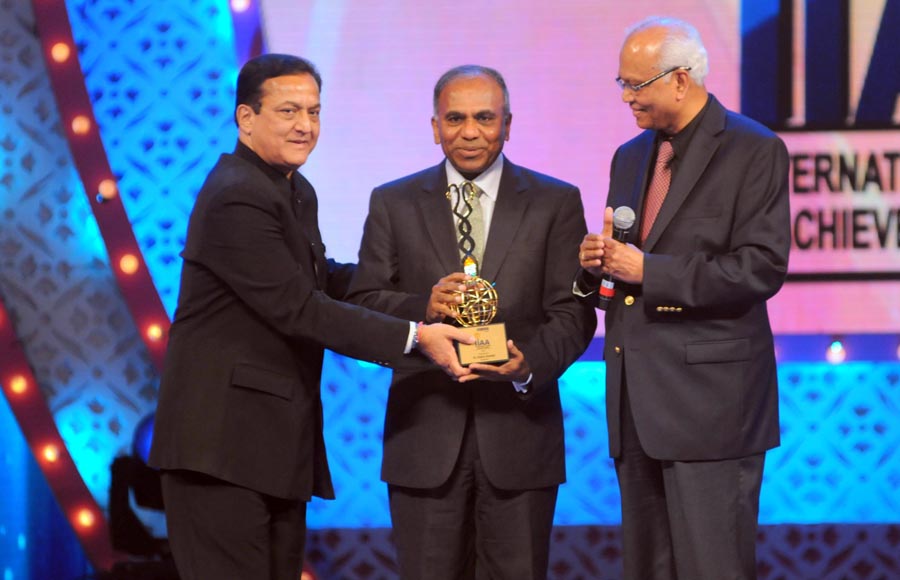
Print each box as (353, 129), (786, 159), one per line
(451, 181), (484, 274)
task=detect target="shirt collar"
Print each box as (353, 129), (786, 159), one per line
(444, 154), (504, 202)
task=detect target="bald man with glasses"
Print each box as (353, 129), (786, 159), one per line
(576, 17), (790, 580)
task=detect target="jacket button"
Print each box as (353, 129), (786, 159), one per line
(676, 307), (683, 312)
(624, 295), (635, 306)
(656, 306), (663, 312)
(614, 346), (622, 354)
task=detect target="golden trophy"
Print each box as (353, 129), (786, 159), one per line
(447, 182), (509, 366)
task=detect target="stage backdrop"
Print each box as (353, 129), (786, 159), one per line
(1, 1), (899, 575)
(257, 0), (900, 335)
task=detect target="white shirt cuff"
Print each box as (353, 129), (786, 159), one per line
(512, 374), (533, 393)
(403, 321), (417, 354)
(572, 279), (596, 297)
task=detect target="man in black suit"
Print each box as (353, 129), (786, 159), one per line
(576, 17), (791, 579)
(149, 54), (473, 580)
(348, 65), (596, 579)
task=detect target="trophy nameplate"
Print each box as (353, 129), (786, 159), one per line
(453, 275), (509, 366)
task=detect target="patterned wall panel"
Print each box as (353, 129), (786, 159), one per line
(310, 357), (620, 529)
(311, 355), (900, 529)
(0, 0), (158, 507)
(764, 363), (900, 523)
(65, 0), (239, 317)
(757, 524), (900, 580)
(305, 524), (900, 580)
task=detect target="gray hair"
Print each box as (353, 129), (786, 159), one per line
(432, 65), (511, 117)
(626, 16), (709, 86)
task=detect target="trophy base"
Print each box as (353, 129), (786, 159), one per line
(456, 323), (509, 366)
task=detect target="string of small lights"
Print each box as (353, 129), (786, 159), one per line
(32, 0), (171, 372)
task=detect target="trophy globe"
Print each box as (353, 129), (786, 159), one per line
(454, 277), (499, 327)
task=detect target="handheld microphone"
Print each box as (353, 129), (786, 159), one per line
(598, 206), (636, 310)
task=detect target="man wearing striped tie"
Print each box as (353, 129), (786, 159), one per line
(349, 65), (596, 579)
(575, 16), (791, 580)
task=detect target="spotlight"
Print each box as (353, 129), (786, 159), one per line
(105, 451), (181, 578)
(132, 413), (155, 464)
(231, 0), (251, 12)
(108, 415), (169, 561)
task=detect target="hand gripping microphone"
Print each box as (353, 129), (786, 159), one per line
(597, 206), (636, 310)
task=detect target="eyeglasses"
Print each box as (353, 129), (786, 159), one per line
(615, 66), (692, 92)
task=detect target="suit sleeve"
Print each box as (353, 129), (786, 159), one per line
(346, 188), (430, 320)
(518, 187), (597, 391)
(324, 259), (356, 300)
(642, 135), (791, 311)
(196, 186), (409, 364)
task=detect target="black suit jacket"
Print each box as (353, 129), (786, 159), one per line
(149, 142), (410, 500)
(348, 159), (596, 490)
(600, 95), (790, 461)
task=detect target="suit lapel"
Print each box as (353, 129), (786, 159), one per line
(628, 138), (655, 246)
(481, 160), (528, 282)
(292, 173), (328, 289)
(643, 97), (725, 252)
(415, 164), (461, 274)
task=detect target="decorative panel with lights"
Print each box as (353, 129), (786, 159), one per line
(0, 0), (157, 520)
(64, 0), (239, 318)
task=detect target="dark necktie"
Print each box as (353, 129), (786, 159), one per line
(640, 139), (674, 244)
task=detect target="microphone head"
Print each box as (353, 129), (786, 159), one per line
(612, 206), (636, 230)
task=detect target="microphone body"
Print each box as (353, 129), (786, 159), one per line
(597, 206), (636, 310)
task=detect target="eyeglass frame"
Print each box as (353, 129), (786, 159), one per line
(615, 66), (692, 92)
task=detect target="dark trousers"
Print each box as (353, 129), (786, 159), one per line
(389, 416), (558, 580)
(160, 469), (307, 580)
(615, 376), (765, 580)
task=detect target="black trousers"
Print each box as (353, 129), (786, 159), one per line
(615, 375), (765, 580)
(388, 415), (558, 580)
(160, 469), (307, 580)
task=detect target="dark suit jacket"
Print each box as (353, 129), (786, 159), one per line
(600, 95), (790, 461)
(149, 142), (410, 500)
(348, 158), (596, 490)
